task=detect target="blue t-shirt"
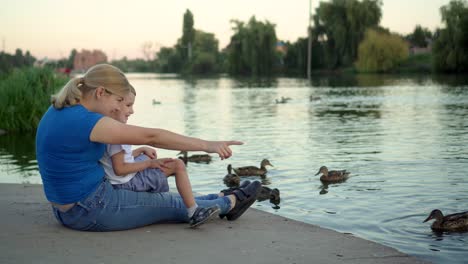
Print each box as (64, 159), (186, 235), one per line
(36, 105), (105, 204)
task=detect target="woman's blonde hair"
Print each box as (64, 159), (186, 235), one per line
(51, 64), (133, 109)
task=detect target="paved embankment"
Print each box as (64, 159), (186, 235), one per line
(0, 184), (429, 264)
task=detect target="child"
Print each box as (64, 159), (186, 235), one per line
(100, 87), (219, 227)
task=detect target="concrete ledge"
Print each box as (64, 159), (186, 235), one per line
(0, 184), (428, 264)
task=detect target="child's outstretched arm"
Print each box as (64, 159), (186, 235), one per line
(111, 151), (172, 176)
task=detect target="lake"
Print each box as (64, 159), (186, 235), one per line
(1, 73), (467, 263)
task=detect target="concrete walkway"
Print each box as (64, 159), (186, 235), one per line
(0, 183), (429, 264)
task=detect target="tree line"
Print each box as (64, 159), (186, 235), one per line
(1, 0), (467, 76)
(110, 0), (468, 75)
(0, 49), (36, 76)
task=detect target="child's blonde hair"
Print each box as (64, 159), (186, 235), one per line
(52, 64), (133, 109)
(130, 85), (136, 96)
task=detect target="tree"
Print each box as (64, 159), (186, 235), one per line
(313, 0), (382, 68)
(0, 50), (36, 74)
(407, 25), (432, 47)
(153, 9), (221, 74)
(227, 16), (278, 76)
(67, 49), (77, 69)
(14, 49), (25, 67)
(283, 36), (326, 76)
(190, 30), (220, 74)
(432, 0), (468, 73)
(24, 51), (34, 66)
(0, 52), (14, 74)
(283, 39), (307, 75)
(156, 47), (182, 73)
(182, 9), (195, 62)
(355, 29), (409, 73)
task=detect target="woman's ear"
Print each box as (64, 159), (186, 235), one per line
(95, 86), (106, 98)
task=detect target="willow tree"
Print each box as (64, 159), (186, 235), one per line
(314, 0), (382, 68)
(433, 0), (468, 73)
(227, 16), (278, 76)
(356, 29), (409, 73)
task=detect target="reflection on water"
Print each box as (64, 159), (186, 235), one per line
(1, 73), (468, 263)
(0, 133), (38, 183)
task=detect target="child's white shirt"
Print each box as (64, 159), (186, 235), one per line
(100, 144), (137, 184)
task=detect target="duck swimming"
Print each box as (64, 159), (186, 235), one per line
(233, 159), (274, 177)
(309, 95), (321, 101)
(275, 96), (291, 104)
(177, 151), (212, 164)
(423, 209), (468, 232)
(223, 164), (240, 188)
(315, 166), (350, 183)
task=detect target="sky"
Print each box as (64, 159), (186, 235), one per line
(0, 0), (451, 60)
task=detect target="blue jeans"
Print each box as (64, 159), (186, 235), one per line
(112, 154), (169, 192)
(112, 167), (170, 193)
(52, 179), (231, 231)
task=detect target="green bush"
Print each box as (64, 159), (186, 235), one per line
(0, 67), (67, 133)
(356, 29), (409, 73)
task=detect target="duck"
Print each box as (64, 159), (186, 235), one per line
(256, 186), (280, 205)
(423, 209), (468, 232)
(233, 159), (274, 177)
(177, 151), (212, 164)
(309, 95), (321, 101)
(275, 96), (292, 104)
(315, 166), (350, 183)
(223, 164), (240, 188)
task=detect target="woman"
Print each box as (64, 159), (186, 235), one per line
(36, 64), (261, 231)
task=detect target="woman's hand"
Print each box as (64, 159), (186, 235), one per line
(206, 141), (244, 160)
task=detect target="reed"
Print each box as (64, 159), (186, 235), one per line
(0, 67), (67, 133)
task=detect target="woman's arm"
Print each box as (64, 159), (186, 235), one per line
(90, 117), (243, 159)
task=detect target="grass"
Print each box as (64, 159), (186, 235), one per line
(0, 67), (67, 133)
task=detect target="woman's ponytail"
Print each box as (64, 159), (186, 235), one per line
(51, 77), (84, 109)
